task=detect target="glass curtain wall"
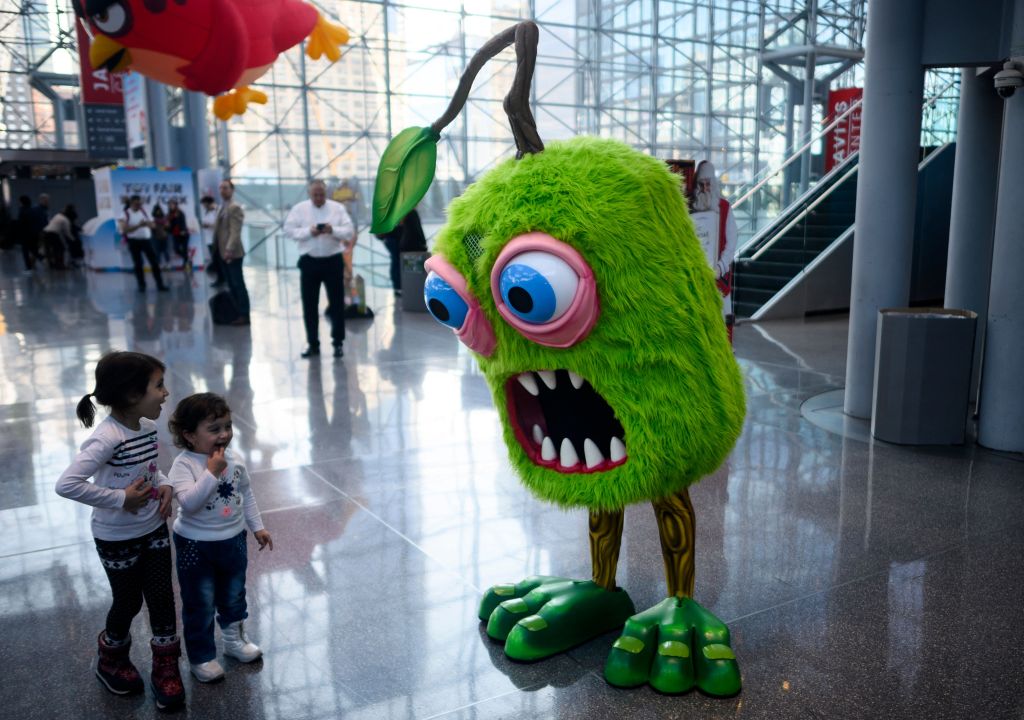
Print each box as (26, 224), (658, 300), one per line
(222, 0), (866, 282)
(2, 1), (959, 286)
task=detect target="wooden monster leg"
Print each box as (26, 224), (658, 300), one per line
(589, 508), (624, 590)
(652, 488), (696, 598)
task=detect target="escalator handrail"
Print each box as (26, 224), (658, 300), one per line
(732, 96), (864, 211)
(732, 75), (959, 258)
(746, 161), (860, 262)
(736, 149), (860, 258)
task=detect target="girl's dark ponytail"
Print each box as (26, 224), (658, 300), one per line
(77, 393), (96, 428)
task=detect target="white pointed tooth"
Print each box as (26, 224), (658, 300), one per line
(541, 436), (557, 461)
(517, 372), (539, 396)
(609, 436), (626, 462)
(583, 438), (604, 469)
(568, 371), (584, 389)
(537, 370), (557, 390)
(532, 424), (544, 445)
(559, 438), (580, 468)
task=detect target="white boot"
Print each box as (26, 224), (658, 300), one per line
(222, 621), (262, 662)
(190, 659), (224, 683)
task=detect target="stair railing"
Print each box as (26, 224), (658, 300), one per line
(732, 75), (959, 259)
(746, 161), (860, 262)
(731, 96), (864, 214)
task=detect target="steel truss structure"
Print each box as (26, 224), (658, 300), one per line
(2, 1), (958, 282)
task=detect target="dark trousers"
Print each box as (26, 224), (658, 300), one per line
(172, 234), (190, 262)
(43, 231), (66, 269)
(127, 238), (166, 289)
(94, 524), (177, 642)
(383, 235), (402, 291)
(173, 531), (248, 664)
(20, 233), (39, 270)
(299, 253), (345, 348)
(223, 258), (251, 316)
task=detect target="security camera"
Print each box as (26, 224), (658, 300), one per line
(994, 60), (1023, 99)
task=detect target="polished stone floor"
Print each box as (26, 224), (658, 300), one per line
(1, 253), (1022, 719)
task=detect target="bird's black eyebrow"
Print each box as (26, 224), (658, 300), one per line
(83, 0), (117, 16)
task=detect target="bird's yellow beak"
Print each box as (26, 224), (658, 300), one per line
(89, 35), (132, 72)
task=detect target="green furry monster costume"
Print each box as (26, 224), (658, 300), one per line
(372, 22), (746, 697)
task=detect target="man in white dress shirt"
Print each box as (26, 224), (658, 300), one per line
(284, 179), (355, 358)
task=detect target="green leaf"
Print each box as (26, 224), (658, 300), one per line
(371, 126), (441, 234)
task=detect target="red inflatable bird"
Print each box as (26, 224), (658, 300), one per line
(76, 0), (349, 120)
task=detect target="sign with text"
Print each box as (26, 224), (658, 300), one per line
(86, 167), (201, 271)
(825, 87), (863, 172)
(75, 21), (128, 159)
(122, 72), (148, 152)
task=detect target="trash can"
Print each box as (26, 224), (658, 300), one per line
(871, 308), (977, 445)
(400, 251), (430, 312)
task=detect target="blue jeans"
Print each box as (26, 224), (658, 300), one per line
(173, 531), (248, 664)
(223, 257), (250, 316)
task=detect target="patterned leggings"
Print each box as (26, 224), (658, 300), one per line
(94, 524), (177, 642)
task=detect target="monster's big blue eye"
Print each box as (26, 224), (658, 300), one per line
(498, 251), (579, 324)
(424, 271), (469, 329)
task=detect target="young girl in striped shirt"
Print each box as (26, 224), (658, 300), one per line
(56, 351), (185, 710)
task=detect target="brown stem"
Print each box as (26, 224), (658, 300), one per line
(652, 488), (696, 598)
(589, 507), (624, 590)
(430, 21), (544, 157)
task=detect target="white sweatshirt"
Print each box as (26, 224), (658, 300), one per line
(55, 416), (167, 541)
(169, 449), (264, 541)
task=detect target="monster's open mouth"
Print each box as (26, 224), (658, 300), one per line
(505, 370), (627, 473)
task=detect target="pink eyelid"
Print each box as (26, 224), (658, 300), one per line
(423, 255), (497, 357)
(490, 233), (600, 349)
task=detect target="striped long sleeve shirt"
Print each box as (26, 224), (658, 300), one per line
(56, 416), (167, 541)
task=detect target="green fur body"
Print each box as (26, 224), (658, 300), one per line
(433, 136), (745, 510)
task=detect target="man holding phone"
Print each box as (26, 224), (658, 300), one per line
(284, 179), (355, 358)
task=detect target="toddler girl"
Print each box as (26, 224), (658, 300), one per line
(56, 351), (185, 709)
(167, 392), (272, 682)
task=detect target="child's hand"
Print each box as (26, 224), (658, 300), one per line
(254, 530), (273, 551)
(157, 485), (174, 519)
(207, 446), (228, 477)
(122, 477), (152, 514)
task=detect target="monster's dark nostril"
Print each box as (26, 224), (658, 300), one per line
(509, 287), (533, 313)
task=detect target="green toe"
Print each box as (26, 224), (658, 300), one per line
(695, 643), (741, 697)
(649, 627), (695, 694)
(486, 597), (535, 641)
(478, 576), (558, 622)
(604, 621), (658, 688)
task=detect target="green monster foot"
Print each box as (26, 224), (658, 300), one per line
(604, 596), (740, 697)
(479, 576), (635, 662)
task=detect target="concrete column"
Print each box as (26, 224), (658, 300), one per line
(145, 81), (172, 167)
(843, 0), (926, 418)
(944, 68), (1003, 401)
(978, 0), (1024, 451)
(184, 92), (210, 171)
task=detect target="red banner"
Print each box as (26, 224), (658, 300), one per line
(75, 21), (128, 158)
(824, 87), (862, 172)
(75, 22), (125, 104)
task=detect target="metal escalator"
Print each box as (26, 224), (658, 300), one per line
(733, 155), (859, 318)
(728, 76), (957, 320)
